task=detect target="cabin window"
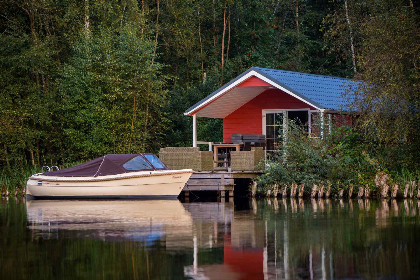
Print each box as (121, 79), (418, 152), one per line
(144, 154), (167, 169)
(263, 109), (310, 156)
(265, 112), (284, 152)
(123, 156), (153, 171)
(288, 110), (309, 132)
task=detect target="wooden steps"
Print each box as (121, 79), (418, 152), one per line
(182, 170), (263, 197)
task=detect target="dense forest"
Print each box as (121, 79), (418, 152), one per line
(0, 0), (419, 188)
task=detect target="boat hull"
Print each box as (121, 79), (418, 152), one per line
(26, 169), (193, 199)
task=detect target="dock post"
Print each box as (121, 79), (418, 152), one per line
(228, 189), (234, 197)
(251, 181), (257, 197)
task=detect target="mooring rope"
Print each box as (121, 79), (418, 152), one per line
(93, 155), (107, 177)
(184, 183), (200, 200)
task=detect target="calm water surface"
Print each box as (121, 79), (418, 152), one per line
(1, 198), (419, 279)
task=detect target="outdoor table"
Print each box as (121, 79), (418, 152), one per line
(212, 143), (242, 168)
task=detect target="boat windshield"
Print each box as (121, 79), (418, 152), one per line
(123, 156), (154, 171)
(144, 154), (167, 169)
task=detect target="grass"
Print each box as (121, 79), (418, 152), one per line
(1, 162), (82, 195)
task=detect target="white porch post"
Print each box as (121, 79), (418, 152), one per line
(192, 114), (197, 147)
(328, 114), (332, 135)
(320, 110), (325, 139)
(308, 111), (312, 136)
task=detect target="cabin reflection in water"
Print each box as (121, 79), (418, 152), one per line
(26, 198), (420, 279)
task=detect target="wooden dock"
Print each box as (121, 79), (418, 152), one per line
(183, 171), (262, 197)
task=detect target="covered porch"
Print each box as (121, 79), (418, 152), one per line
(158, 67), (356, 196)
(183, 67), (355, 169)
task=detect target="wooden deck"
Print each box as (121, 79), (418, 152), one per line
(183, 170), (263, 197)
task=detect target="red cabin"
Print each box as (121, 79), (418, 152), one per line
(185, 67), (356, 154)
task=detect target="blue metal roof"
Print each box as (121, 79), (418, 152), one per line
(185, 67), (360, 114)
(254, 67), (359, 111)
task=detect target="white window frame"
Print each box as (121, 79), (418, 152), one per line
(262, 108), (312, 134)
(262, 109), (311, 155)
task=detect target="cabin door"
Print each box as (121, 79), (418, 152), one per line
(262, 110), (286, 153)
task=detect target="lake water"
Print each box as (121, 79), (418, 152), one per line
(1, 198), (419, 279)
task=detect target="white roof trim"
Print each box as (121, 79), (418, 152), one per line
(185, 70), (322, 116)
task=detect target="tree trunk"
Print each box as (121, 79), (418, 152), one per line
(23, 6), (40, 84)
(4, 144), (10, 168)
(85, 0), (90, 39)
(221, 4), (227, 71)
(213, 0), (216, 48)
(152, 0), (160, 65)
(295, 0), (301, 67)
(141, 0), (145, 35)
(344, 0), (357, 74)
(128, 96), (136, 153)
(226, 5), (231, 61)
(198, 9), (204, 74)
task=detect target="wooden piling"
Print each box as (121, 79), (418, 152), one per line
(298, 184), (305, 198)
(251, 181), (257, 197)
(391, 184), (399, 198)
(364, 185), (370, 198)
(290, 183), (297, 197)
(318, 184), (325, 198)
(409, 181), (415, 198)
(417, 181), (420, 199)
(403, 183), (409, 198)
(273, 184), (279, 197)
(325, 185), (331, 198)
(281, 185), (287, 198)
(311, 184), (318, 198)
(228, 190), (234, 197)
(380, 184), (390, 199)
(348, 185), (354, 198)
(357, 187), (364, 198)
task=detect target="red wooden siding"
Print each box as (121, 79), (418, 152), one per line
(237, 76), (271, 87)
(310, 113), (353, 137)
(333, 114), (353, 127)
(223, 236), (264, 280)
(223, 89), (315, 142)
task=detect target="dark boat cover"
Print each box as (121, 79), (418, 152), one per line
(42, 154), (167, 177)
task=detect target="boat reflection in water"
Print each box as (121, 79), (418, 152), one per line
(26, 200), (193, 248)
(24, 198), (419, 279)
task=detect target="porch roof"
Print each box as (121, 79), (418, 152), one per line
(184, 67), (360, 118)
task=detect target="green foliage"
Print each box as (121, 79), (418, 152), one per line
(0, 0), (418, 192)
(257, 121), (379, 193)
(60, 25), (168, 161)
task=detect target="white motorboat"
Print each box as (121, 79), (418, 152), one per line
(26, 154), (193, 199)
